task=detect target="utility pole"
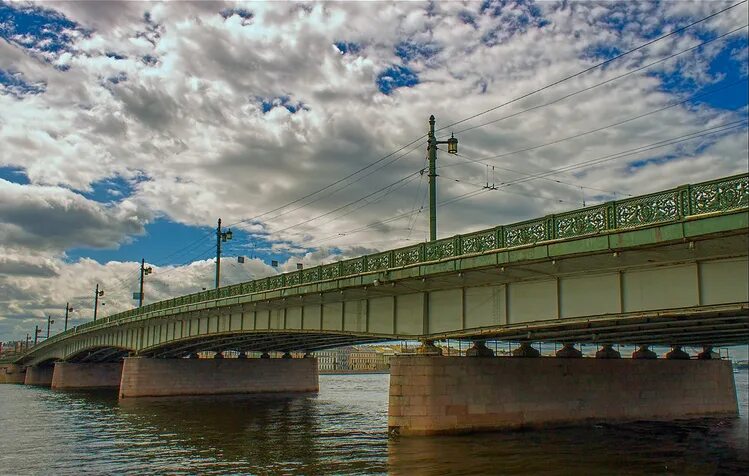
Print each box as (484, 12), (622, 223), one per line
(63, 302), (73, 331)
(46, 315), (54, 338)
(426, 115), (458, 242)
(34, 325), (40, 345)
(94, 284), (104, 321)
(25, 333), (29, 351)
(139, 259), (152, 308)
(216, 218), (222, 289)
(215, 218), (233, 289)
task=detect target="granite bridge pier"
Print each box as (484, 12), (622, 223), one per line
(2, 173), (747, 435)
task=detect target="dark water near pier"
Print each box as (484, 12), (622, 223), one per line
(0, 371), (747, 475)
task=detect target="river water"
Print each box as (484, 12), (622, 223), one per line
(0, 371), (747, 475)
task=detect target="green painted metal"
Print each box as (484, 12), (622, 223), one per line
(18, 173), (749, 357)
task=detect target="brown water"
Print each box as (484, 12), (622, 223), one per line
(0, 371), (746, 475)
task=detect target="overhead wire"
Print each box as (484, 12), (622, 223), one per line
(443, 24), (748, 137)
(469, 121), (748, 193)
(224, 136), (428, 229)
(306, 120), (748, 248)
(436, 0), (748, 133)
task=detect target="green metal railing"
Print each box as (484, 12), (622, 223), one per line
(25, 173), (749, 353)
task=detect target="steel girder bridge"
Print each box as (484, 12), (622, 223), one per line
(11, 173), (749, 367)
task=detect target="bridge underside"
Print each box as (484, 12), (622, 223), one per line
(439, 303), (749, 347)
(141, 332), (390, 358)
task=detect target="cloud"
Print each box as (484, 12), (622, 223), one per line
(0, 179), (151, 251)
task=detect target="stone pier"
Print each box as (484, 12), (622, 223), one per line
(0, 364), (26, 384)
(388, 356), (738, 436)
(24, 365), (54, 386)
(119, 357), (319, 398)
(51, 362), (123, 390)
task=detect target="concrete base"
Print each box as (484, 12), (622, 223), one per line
(388, 356), (738, 436)
(119, 357), (319, 398)
(0, 364), (25, 384)
(51, 362), (123, 390)
(24, 366), (54, 386)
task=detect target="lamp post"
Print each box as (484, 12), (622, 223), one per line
(215, 218), (233, 289)
(138, 259), (152, 308)
(63, 303), (73, 331)
(94, 284), (104, 321)
(34, 325), (40, 345)
(46, 315), (54, 339)
(427, 115), (458, 242)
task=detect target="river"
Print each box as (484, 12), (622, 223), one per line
(0, 370), (746, 475)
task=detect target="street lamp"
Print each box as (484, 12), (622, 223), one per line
(427, 115), (459, 242)
(94, 284), (104, 321)
(63, 303), (74, 331)
(46, 315), (55, 339)
(215, 218), (233, 289)
(137, 259), (152, 308)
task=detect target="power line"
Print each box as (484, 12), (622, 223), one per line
(445, 77), (747, 170)
(437, 0), (748, 133)
(307, 120), (747, 248)
(438, 76), (747, 195)
(497, 120), (748, 189)
(263, 169), (425, 238)
(224, 136), (427, 229)
(439, 174), (573, 204)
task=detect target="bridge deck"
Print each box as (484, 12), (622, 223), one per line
(13, 173), (749, 364)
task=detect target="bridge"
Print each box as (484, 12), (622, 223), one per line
(2, 172), (747, 435)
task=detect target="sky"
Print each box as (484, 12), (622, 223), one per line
(0, 0), (747, 342)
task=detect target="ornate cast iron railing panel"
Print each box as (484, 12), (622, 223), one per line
(616, 190), (679, 229)
(341, 257), (365, 276)
(425, 237), (456, 261)
(367, 251), (391, 271)
(461, 228), (498, 254)
(554, 205), (608, 239)
(28, 173), (745, 350)
(394, 244), (422, 267)
(690, 175), (749, 214)
(505, 218), (548, 247)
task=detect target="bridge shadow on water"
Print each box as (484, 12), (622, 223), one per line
(387, 417), (749, 475)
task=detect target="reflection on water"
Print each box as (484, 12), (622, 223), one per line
(0, 372), (746, 475)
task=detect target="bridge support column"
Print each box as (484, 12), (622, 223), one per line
(512, 342), (540, 358)
(0, 364), (26, 384)
(24, 365), (54, 386)
(388, 356), (738, 436)
(119, 356), (319, 398)
(595, 344), (621, 359)
(466, 340), (494, 357)
(51, 362), (123, 390)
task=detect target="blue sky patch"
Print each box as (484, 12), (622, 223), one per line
(220, 7), (253, 22)
(0, 69), (46, 97)
(66, 217), (299, 279)
(0, 166), (31, 185)
(0, 2), (82, 53)
(394, 40), (441, 63)
(105, 51), (127, 60)
(649, 33), (749, 111)
(107, 71), (127, 85)
(257, 95), (307, 114)
(334, 41), (361, 55)
(80, 175), (137, 203)
(377, 65), (419, 95)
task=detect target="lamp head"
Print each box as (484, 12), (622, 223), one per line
(447, 133), (458, 154)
